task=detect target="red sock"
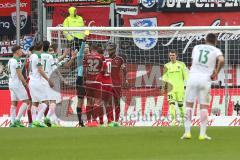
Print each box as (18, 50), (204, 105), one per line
(106, 106), (113, 123)
(27, 109), (32, 124)
(115, 106), (120, 122)
(98, 106), (104, 125)
(93, 105), (99, 122)
(86, 106), (92, 123)
(44, 106), (49, 117)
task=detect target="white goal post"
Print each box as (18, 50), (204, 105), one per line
(46, 26), (240, 126)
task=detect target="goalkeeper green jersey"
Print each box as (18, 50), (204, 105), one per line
(162, 60), (188, 92)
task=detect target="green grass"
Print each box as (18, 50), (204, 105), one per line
(0, 127), (239, 160)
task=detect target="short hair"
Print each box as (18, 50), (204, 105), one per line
(90, 43), (99, 51)
(169, 49), (177, 55)
(34, 42), (43, 51)
(12, 45), (21, 54)
(97, 47), (104, 55)
(29, 46), (35, 52)
(206, 33), (217, 45)
(50, 43), (58, 52)
(106, 42), (116, 51)
(43, 40), (50, 52)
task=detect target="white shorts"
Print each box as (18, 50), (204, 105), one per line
(29, 79), (48, 103)
(46, 84), (61, 103)
(185, 75), (211, 105)
(9, 84), (29, 101)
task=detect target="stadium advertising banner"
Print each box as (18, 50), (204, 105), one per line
(0, 0), (31, 35)
(43, 0), (112, 5)
(123, 12), (240, 64)
(160, 0), (240, 12)
(115, 0), (139, 15)
(0, 59), (9, 89)
(0, 36), (34, 56)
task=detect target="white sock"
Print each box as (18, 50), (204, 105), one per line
(36, 103), (47, 121)
(47, 103), (56, 118)
(184, 107), (193, 134)
(31, 105), (38, 121)
(16, 103), (28, 120)
(10, 105), (16, 123)
(200, 109), (208, 136)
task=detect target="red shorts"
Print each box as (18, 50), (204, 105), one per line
(26, 78), (32, 100)
(85, 82), (101, 99)
(101, 84), (113, 102)
(113, 86), (122, 99)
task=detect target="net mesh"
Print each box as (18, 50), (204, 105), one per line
(48, 27), (240, 125)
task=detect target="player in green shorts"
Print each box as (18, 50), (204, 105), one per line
(162, 50), (188, 125)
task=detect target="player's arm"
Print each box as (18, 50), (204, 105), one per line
(77, 41), (85, 66)
(211, 55), (224, 80)
(63, 50), (77, 68)
(162, 65), (168, 91)
(57, 48), (69, 62)
(16, 68), (27, 87)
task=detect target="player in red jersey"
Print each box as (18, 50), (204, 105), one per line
(107, 43), (128, 127)
(83, 43), (104, 126)
(23, 45), (34, 127)
(96, 47), (114, 125)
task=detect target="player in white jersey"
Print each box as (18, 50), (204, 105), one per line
(7, 45), (29, 127)
(181, 33), (224, 140)
(41, 41), (61, 127)
(28, 42), (54, 127)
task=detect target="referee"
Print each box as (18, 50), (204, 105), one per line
(64, 38), (88, 127)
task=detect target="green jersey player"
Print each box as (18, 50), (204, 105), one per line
(162, 50), (188, 125)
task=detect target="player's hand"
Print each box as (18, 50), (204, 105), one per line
(71, 50), (77, 59)
(63, 48), (70, 57)
(123, 80), (129, 88)
(210, 70), (218, 81)
(48, 80), (54, 88)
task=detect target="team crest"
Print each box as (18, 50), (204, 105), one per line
(130, 18), (158, 50)
(11, 11), (28, 29)
(142, 0), (156, 8)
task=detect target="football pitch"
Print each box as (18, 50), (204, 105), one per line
(0, 127), (239, 160)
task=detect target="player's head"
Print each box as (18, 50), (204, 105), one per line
(106, 43), (116, 57)
(97, 47), (104, 55)
(12, 45), (23, 57)
(90, 43), (99, 53)
(28, 45), (35, 55)
(43, 40), (50, 52)
(68, 7), (77, 17)
(50, 43), (58, 53)
(34, 42), (43, 52)
(206, 33), (217, 46)
(169, 49), (177, 62)
(84, 43), (90, 54)
(48, 47), (54, 54)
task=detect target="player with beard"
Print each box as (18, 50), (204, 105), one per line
(106, 43), (128, 127)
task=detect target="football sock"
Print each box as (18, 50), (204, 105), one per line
(36, 103), (47, 121)
(16, 103), (28, 120)
(115, 105), (120, 122)
(184, 107), (193, 134)
(200, 109), (208, 136)
(10, 105), (16, 123)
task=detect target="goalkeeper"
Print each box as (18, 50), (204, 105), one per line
(162, 50), (188, 124)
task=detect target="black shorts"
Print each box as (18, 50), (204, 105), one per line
(76, 76), (85, 98)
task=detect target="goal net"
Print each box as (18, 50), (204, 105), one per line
(47, 26), (240, 126)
